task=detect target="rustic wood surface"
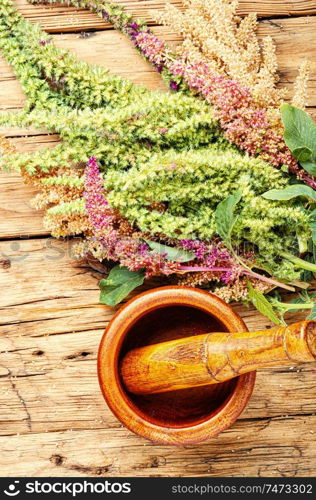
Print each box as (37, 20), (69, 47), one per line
(0, 0), (315, 477)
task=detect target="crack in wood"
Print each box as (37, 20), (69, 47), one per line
(30, 326), (105, 338)
(67, 463), (112, 475)
(241, 413), (316, 424)
(64, 351), (92, 360)
(0, 364), (10, 378)
(50, 454), (65, 466)
(0, 370), (48, 380)
(263, 19), (284, 28)
(2, 296), (73, 308)
(49, 453), (113, 475)
(32, 350), (45, 356)
(8, 373), (32, 431)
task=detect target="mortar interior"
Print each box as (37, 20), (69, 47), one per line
(119, 305), (238, 428)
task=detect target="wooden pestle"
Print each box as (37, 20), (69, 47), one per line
(120, 320), (316, 395)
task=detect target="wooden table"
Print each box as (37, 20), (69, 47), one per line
(0, 0), (315, 478)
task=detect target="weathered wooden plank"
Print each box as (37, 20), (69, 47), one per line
(0, 415), (315, 476)
(0, 137), (60, 238)
(0, 238), (315, 440)
(1, 341), (315, 436)
(0, 173), (47, 238)
(259, 17), (316, 103)
(0, 238), (103, 309)
(1, 18), (316, 116)
(13, 0), (316, 34)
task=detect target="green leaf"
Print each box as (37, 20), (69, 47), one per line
(310, 222), (316, 246)
(292, 146), (313, 163)
(145, 239), (195, 262)
(307, 303), (316, 320)
(99, 266), (145, 306)
(286, 298), (307, 313)
(299, 161), (316, 177)
(280, 103), (316, 174)
(312, 242), (316, 271)
(247, 282), (285, 325)
(281, 251), (316, 272)
(262, 184), (316, 202)
(215, 190), (242, 248)
(309, 209), (316, 221)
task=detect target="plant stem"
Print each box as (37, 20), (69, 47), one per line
(281, 252), (316, 272)
(179, 266), (232, 272)
(179, 266), (295, 291)
(242, 270), (295, 292)
(278, 301), (314, 311)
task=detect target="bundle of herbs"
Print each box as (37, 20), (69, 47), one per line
(1, 0), (316, 325)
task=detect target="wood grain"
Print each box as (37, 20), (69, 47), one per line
(0, 138), (59, 238)
(0, 240), (315, 426)
(98, 286), (257, 445)
(14, 0), (316, 33)
(1, 0), (316, 478)
(0, 414), (315, 476)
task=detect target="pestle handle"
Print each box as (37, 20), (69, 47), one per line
(120, 320), (316, 395)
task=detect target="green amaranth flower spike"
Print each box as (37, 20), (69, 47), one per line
(105, 147), (310, 281)
(0, 0), (146, 110)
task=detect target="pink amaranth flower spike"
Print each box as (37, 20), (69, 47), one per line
(133, 31), (167, 70)
(83, 158), (182, 276)
(180, 239), (241, 282)
(168, 59), (316, 188)
(128, 28), (316, 188)
(84, 156), (116, 238)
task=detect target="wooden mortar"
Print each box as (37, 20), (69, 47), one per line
(98, 287), (316, 445)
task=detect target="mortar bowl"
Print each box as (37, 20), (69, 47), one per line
(98, 286), (256, 445)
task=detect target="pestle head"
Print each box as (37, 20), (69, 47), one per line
(121, 319), (316, 395)
(306, 321), (316, 358)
